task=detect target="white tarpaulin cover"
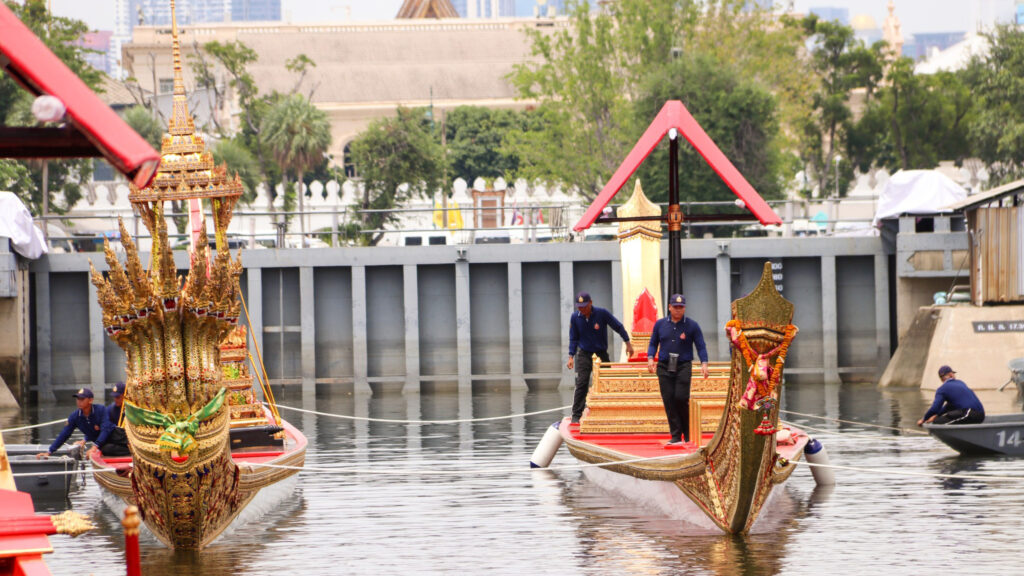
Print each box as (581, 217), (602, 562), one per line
(0, 192), (47, 259)
(873, 170), (968, 226)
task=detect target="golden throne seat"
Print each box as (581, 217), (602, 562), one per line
(580, 357), (730, 443)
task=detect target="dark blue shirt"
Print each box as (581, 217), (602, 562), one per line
(647, 315), (709, 364)
(923, 378), (984, 421)
(49, 403), (114, 454)
(568, 306), (630, 356)
(108, 402), (122, 427)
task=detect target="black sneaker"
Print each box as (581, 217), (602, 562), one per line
(665, 439), (683, 446)
(570, 417), (580, 424)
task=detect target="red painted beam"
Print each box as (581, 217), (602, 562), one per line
(574, 100), (782, 232)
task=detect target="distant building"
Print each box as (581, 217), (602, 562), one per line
(231, 0), (281, 22)
(123, 17), (567, 166)
(455, 0), (516, 18)
(808, 6), (849, 26)
(850, 13), (881, 45)
(903, 32), (967, 61)
(742, 0), (774, 12)
(76, 31), (114, 76)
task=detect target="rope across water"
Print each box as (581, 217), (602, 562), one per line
(779, 409), (927, 435)
(269, 402), (572, 424)
(1, 419), (67, 434)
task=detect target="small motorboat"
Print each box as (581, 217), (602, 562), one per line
(4, 444), (81, 499)
(925, 414), (1024, 456)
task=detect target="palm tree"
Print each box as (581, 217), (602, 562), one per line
(262, 94), (332, 246)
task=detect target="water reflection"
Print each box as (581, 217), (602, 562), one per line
(4, 380), (1024, 574)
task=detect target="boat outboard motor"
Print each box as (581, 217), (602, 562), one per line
(804, 438), (835, 486)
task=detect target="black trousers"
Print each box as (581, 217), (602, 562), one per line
(572, 350), (610, 421)
(100, 427), (131, 457)
(934, 408), (985, 425)
(657, 361), (692, 442)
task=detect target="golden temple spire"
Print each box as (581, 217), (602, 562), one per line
(168, 0), (195, 136)
(128, 0), (243, 245)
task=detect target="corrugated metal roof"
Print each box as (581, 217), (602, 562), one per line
(945, 179), (1024, 212)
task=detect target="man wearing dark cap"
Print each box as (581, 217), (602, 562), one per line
(103, 381), (131, 456)
(647, 294), (709, 446)
(918, 366), (985, 426)
(36, 388), (115, 459)
(108, 381), (125, 426)
(568, 291), (634, 424)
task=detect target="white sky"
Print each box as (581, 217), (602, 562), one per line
(46, 0), (1018, 35)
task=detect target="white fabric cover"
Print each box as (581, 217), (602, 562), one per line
(873, 170), (968, 226)
(0, 192), (47, 259)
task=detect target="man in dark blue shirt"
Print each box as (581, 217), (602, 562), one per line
(108, 381), (125, 426)
(647, 294), (709, 446)
(568, 291), (633, 424)
(103, 381), (131, 456)
(36, 387), (115, 458)
(918, 365), (985, 426)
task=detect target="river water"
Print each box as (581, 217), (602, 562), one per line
(5, 382), (1024, 575)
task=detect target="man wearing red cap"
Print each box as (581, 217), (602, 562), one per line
(567, 291), (633, 424)
(917, 366), (985, 426)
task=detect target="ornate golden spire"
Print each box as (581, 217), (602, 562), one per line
(129, 0), (243, 243)
(616, 179), (662, 240)
(168, 0), (193, 136)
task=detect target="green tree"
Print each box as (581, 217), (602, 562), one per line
(508, 0), (811, 201)
(262, 94), (332, 244)
(211, 137), (261, 201)
(963, 25), (1024, 184)
(121, 105), (163, 148)
(635, 53), (786, 205)
(798, 16), (884, 198)
(0, 0), (101, 215)
(507, 0), (649, 197)
(848, 59), (972, 172)
(443, 106), (531, 182)
(349, 108), (443, 246)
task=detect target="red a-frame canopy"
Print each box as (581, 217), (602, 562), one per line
(0, 3), (159, 188)
(574, 100), (781, 232)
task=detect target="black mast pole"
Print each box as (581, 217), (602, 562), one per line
(667, 129), (682, 304)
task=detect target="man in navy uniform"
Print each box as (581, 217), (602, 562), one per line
(647, 294), (709, 446)
(103, 381), (131, 456)
(108, 381), (125, 426)
(917, 366), (985, 426)
(36, 387), (115, 458)
(568, 291), (634, 424)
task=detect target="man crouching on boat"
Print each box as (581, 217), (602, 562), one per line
(36, 388), (115, 459)
(917, 365), (985, 426)
(647, 294), (709, 446)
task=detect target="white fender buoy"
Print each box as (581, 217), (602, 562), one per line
(804, 438), (836, 486)
(530, 422), (564, 468)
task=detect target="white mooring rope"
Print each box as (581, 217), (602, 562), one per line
(1, 419), (68, 434)
(269, 402), (572, 424)
(779, 409), (927, 435)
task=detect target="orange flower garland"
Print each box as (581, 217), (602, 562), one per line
(726, 320), (799, 402)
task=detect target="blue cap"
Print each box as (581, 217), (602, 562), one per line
(575, 292), (592, 308)
(112, 381), (125, 397)
(938, 365), (955, 377)
(669, 294), (686, 307)
(72, 387), (94, 399)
